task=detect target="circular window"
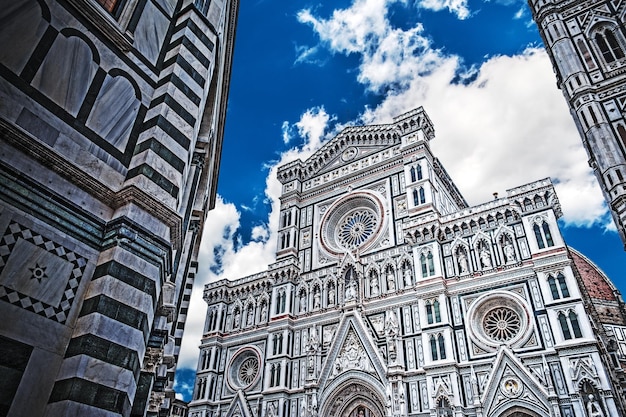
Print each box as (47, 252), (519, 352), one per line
(466, 292), (533, 351)
(320, 191), (385, 255)
(338, 209), (377, 249)
(227, 348), (262, 390)
(483, 307), (521, 342)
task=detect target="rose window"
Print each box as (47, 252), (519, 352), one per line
(338, 210), (377, 249)
(466, 292), (534, 351)
(483, 307), (521, 342)
(319, 191), (386, 256)
(238, 357), (259, 385)
(227, 348), (262, 389)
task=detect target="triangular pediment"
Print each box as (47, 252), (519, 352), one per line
(318, 312), (387, 393)
(224, 390), (254, 417)
(482, 347), (551, 417)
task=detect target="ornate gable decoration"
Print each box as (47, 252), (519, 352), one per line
(482, 348), (550, 417)
(330, 329), (375, 377)
(224, 390), (254, 417)
(318, 313), (387, 391)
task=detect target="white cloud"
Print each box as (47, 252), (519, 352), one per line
(299, 1), (608, 228)
(281, 120), (291, 144)
(417, 0), (470, 19)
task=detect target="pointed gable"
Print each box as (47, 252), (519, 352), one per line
(481, 347), (551, 417)
(318, 311), (387, 392)
(224, 390), (254, 417)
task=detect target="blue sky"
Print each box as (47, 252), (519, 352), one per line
(174, 0), (626, 401)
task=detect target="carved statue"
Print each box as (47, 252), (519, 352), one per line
(234, 309), (241, 328)
(387, 269), (395, 291)
(313, 290), (321, 309)
(260, 303), (267, 321)
(345, 279), (357, 301)
(504, 241), (516, 262)
(300, 293), (307, 312)
(586, 395), (605, 417)
(403, 266), (412, 286)
(479, 249), (491, 268)
(247, 308), (254, 326)
(457, 252), (468, 274)
(371, 274), (379, 296)
(328, 288), (335, 305)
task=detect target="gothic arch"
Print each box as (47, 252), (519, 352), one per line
(319, 374), (387, 417)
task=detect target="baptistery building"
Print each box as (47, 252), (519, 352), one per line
(190, 108), (626, 417)
(0, 0), (238, 415)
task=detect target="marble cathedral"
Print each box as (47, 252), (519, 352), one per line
(191, 108), (626, 417)
(0, 0), (238, 415)
(529, 0), (626, 248)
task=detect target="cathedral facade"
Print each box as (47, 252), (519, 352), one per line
(190, 108), (626, 417)
(0, 0), (238, 415)
(528, 0), (626, 248)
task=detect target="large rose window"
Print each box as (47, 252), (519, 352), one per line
(466, 292), (534, 352)
(483, 306), (521, 342)
(320, 191), (385, 255)
(227, 348), (262, 390)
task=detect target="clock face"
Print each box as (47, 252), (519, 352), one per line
(320, 191), (385, 255)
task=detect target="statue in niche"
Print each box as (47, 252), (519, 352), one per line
(345, 279), (357, 301)
(503, 240), (516, 262)
(247, 307), (254, 326)
(260, 303), (267, 321)
(403, 265), (412, 286)
(386, 268), (396, 291)
(457, 251), (468, 274)
(313, 289), (321, 309)
(586, 395), (605, 417)
(479, 248), (491, 268)
(328, 287), (335, 305)
(370, 273), (379, 296)
(300, 292), (307, 313)
(233, 309), (241, 328)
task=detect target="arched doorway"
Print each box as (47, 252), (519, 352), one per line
(321, 379), (386, 417)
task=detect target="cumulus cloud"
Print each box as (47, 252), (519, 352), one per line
(417, 0), (470, 19)
(300, 1), (608, 228)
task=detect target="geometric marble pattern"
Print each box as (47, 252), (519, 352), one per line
(0, 221), (88, 324)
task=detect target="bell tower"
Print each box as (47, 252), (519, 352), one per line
(529, 0), (626, 246)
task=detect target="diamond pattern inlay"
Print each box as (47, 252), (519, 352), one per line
(0, 221), (88, 324)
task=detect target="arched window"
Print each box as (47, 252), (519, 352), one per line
(438, 334), (446, 360)
(595, 28), (625, 63)
(430, 334), (446, 361)
(558, 312), (571, 339)
(413, 189), (419, 206)
(569, 311), (583, 338)
(410, 166), (417, 182)
(547, 272), (570, 300)
(419, 187), (426, 204)
(534, 220), (555, 249)
(559, 311), (583, 340)
(426, 300), (434, 324)
(421, 253), (428, 277)
(578, 39), (597, 69)
(426, 299), (441, 324)
(417, 164), (423, 180)
(420, 251), (435, 278)
(427, 252), (435, 275)
(436, 398), (453, 417)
